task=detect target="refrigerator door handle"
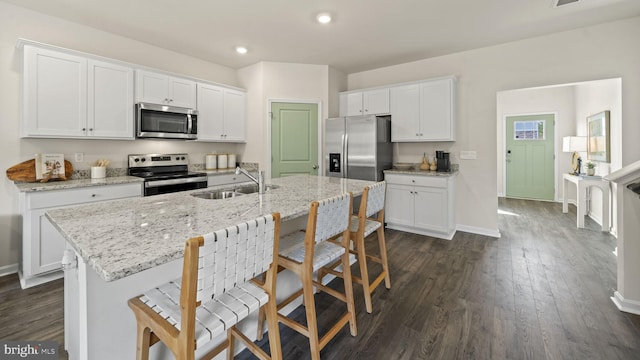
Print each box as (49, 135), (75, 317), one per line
(344, 133), (349, 178)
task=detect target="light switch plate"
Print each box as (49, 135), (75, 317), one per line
(460, 151), (477, 160)
(74, 152), (84, 162)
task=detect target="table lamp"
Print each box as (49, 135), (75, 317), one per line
(562, 136), (587, 175)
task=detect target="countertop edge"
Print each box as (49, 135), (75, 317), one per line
(384, 169), (458, 176)
(15, 176), (145, 192)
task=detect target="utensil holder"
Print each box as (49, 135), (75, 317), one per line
(91, 166), (106, 179)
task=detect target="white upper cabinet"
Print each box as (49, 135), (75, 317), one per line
(390, 76), (456, 142)
(135, 70), (196, 109)
(340, 88), (390, 117)
(390, 84), (420, 142)
(22, 45), (134, 139)
(88, 60), (134, 139)
(196, 83), (246, 142)
(22, 46), (87, 138)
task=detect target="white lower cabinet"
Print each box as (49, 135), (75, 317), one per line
(19, 182), (142, 289)
(385, 173), (456, 240)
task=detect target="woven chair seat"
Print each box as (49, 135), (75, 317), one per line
(138, 279), (268, 349)
(349, 215), (382, 237)
(279, 231), (346, 272)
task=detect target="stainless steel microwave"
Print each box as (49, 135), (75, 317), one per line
(135, 103), (198, 140)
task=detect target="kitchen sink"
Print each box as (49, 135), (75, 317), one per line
(234, 184), (279, 194)
(190, 184), (279, 200)
(191, 190), (244, 200)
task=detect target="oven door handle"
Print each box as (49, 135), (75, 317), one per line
(145, 176), (208, 188)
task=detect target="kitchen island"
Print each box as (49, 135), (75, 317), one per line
(45, 175), (374, 360)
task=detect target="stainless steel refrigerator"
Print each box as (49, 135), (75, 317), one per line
(324, 115), (392, 181)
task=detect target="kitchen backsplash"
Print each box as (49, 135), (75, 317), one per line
(69, 162), (259, 180)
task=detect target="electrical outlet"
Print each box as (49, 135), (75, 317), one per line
(74, 152), (84, 162)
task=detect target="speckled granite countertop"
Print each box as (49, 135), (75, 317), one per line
(385, 169), (458, 177)
(45, 175), (374, 282)
(14, 176), (145, 192)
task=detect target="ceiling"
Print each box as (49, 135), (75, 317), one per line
(4, 0), (640, 74)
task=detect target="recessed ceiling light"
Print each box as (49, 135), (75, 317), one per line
(316, 13), (332, 24)
(235, 46), (248, 54)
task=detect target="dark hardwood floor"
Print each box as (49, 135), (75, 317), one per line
(2, 198), (639, 359)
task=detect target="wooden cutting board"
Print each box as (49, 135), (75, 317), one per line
(6, 159), (73, 183)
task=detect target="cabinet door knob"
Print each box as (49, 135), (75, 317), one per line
(91, 194), (96, 197)
(89, 128), (93, 131)
(416, 133), (419, 136)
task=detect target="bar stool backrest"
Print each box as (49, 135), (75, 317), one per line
(364, 181), (386, 218)
(196, 215), (276, 302)
(313, 193), (352, 244)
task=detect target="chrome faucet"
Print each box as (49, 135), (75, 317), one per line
(235, 166), (265, 194)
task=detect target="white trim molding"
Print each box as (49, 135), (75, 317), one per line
(0, 263), (19, 278)
(612, 291), (640, 316)
(456, 224), (501, 238)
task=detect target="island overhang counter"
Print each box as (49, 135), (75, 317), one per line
(46, 175), (375, 360)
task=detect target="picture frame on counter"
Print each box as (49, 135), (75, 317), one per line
(35, 153), (65, 180)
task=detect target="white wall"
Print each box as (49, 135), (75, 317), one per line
(347, 17), (640, 236)
(574, 78), (622, 232)
(237, 62), (331, 178)
(0, 2), (241, 269)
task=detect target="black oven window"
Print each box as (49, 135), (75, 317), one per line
(141, 110), (187, 133)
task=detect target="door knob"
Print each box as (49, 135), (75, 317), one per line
(312, 165), (318, 169)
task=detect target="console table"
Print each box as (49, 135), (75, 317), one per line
(562, 173), (610, 231)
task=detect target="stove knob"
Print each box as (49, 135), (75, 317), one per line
(134, 158), (139, 162)
(175, 156), (179, 161)
(181, 156), (185, 160)
(141, 158), (146, 162)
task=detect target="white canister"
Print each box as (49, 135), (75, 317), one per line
(91, 166), (106, 179)
(205, 154), (217, 170)
(228, 154), (236, 169)
(217, 154), (228, 169)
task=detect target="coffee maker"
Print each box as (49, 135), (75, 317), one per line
(436, 151), (451, 172)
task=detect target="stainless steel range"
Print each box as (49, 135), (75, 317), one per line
(128, 153), (208, 196)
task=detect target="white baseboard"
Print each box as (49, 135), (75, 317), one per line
(611, 291), (640, 315)
(0, 263), (18, 278)
(456, 224), (501, 238)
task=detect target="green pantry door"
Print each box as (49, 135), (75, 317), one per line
(506, 114), (555, 201)
(271, 102), (319, 178)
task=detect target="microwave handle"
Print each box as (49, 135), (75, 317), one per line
(187, 114), (193, 134)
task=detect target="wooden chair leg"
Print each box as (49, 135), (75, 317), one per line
(264, 297), (283, 360)
(377, 227), (391, 289)
(256, 307), (266, 341)
(341, 235), (358, 336)
(302, 269), (322, 360)
(227, 328), (235, 360)
(135, 323), (152, 360)
(356, 232), (373, 314)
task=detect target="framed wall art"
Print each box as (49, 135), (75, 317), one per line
(587, 110), (610, 163)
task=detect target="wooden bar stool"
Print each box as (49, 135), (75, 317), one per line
(275, 193), (357, 360)
(322, 181), (390, 313)
(128, 213), (282, 360)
